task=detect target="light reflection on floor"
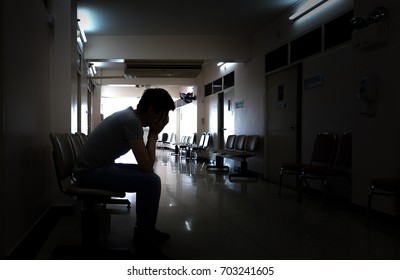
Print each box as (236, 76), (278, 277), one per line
(37, 149), (400, 260)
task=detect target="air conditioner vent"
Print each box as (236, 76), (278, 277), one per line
(125, 60), (202, 78)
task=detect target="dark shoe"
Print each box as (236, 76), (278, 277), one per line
(132, 232), (170, 260)
(154, 229), (170, 243)
(133, 227), (171, 244)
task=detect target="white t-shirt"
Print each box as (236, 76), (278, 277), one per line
(73, 106), (143, 173)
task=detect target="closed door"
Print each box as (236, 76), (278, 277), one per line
(223, 89), (235, 144)
(265, 66), (301, 183)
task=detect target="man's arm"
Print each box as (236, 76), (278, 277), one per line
(129, 113), (168, 172)
(129, 133), (158, 172)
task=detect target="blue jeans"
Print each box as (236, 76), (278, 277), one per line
(74, 163), (161, 232)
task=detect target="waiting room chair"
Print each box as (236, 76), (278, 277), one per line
(367, 177), (400, 225)
(232, 135), (247, 153)
(210, 134), (247, 167)
(183, 132), (205, 160)
(224, 135), (237, 151)
(178, 133), (196, 158)
(300, 132), (352, 207)
(157, 132), (168, 148)
(75, 132), (88, 145)
(68, 133), (131, 208)
(207, 134), (237, 172)
(163, 132), (175, 150)
(171, 135), (187, 156)
(279, 132), (337, 200)
(191, 132), (211, 161)
(195, 132), (207, 149)
(228, 135), (259, 181)
(49, 132), (131, 258)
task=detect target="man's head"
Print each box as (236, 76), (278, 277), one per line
(137, 88), (175, 113)
(136, 88), (175, 127)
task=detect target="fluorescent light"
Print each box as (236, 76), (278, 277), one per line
(89, 65), (96, 75)
(78, 21), (87, 43)
(217, 62), (225, 67)
(289, 0), (328, 21)
(105, 84), (137, 87)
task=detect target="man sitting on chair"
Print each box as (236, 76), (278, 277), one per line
(73, 88), (175, 259)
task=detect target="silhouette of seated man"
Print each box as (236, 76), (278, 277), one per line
(73, 88), (175, 259)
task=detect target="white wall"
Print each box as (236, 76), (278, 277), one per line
(85, 35), (251, 62)
(302, 45), (357, 161)
(50, 0), (78, 204)
(1, 0), (81, 257)
(50, 0), (77, 134)
(1, 0), (53, 257)
(352, 0), (400, 212)
(299, 45), (357, 195)
(178, 102), (197, 141)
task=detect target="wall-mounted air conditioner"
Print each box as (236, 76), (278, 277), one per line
(125, 60), (202, 78)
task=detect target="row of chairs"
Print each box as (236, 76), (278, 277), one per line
(176, 133), (197, 156)
(179, 134), (197, 147)
(278, 132), (400, 224)
(190, 132), (211, 160)
(49, 132), (131, 257)
(173, 132), (211, 160)
(207, 134), (259, 181)
(156, 132), (175, 150)
(279, 132), (352, 206)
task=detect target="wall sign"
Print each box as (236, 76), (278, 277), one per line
(235, 100), (244, 109)
(304, 74), (324, 89)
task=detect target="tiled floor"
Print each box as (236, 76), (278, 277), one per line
(36, 150), (400, 260)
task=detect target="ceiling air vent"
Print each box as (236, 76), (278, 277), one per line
(124, 60), (202, 78)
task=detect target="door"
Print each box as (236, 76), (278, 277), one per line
(217, 93), (224, 149)
(207, 93), (219, 149)
(223, 89), (235, 145)
(217, 90), (235, 149)
(265, 65), (301, 183)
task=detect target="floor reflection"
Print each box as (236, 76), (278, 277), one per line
(37, 149), (400, 260)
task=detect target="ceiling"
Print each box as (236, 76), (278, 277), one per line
(77, 0), (300, 82)
(77, 0), (299, 36)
